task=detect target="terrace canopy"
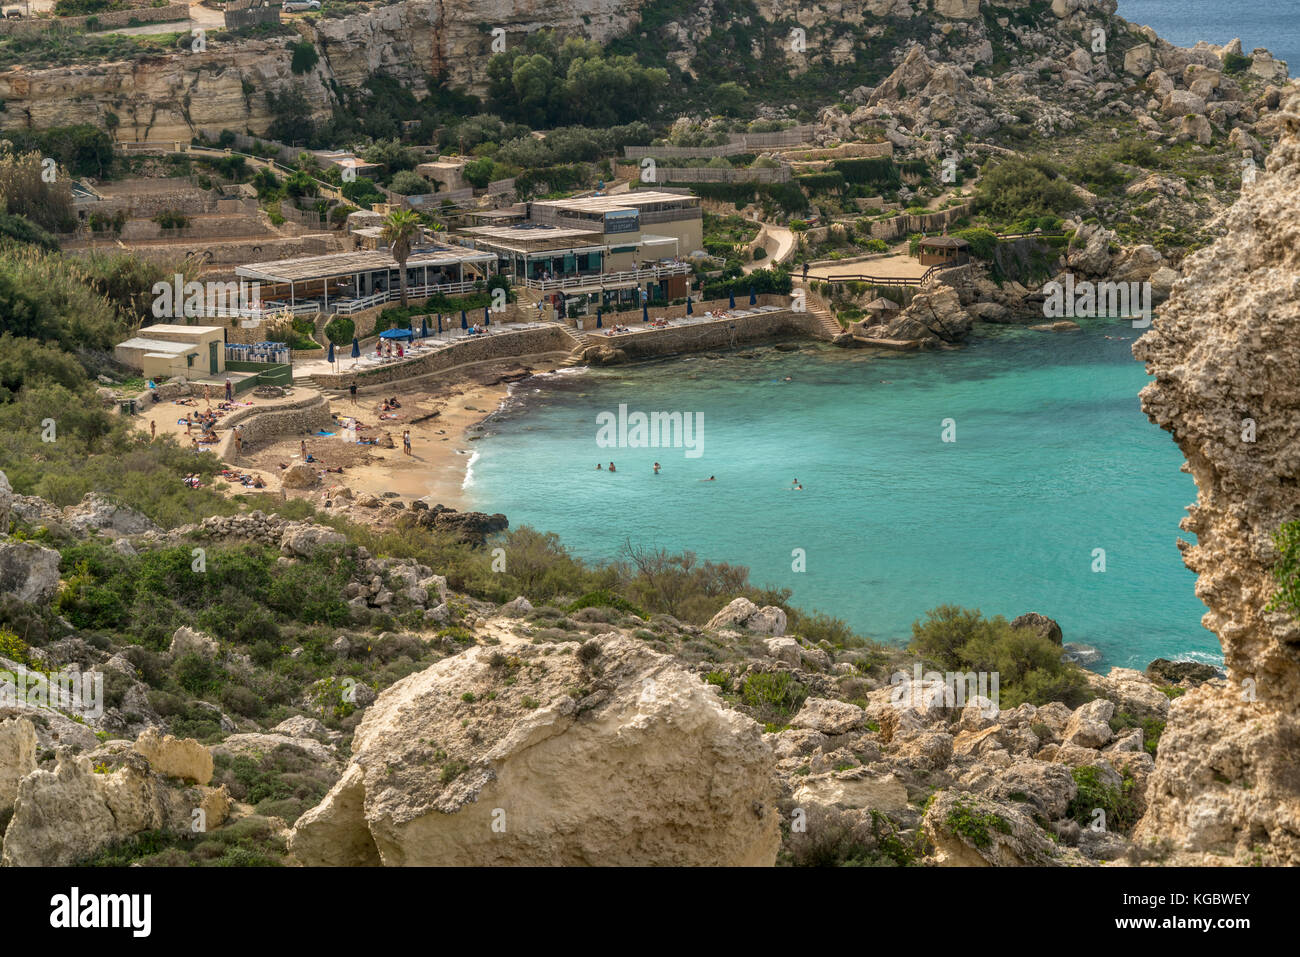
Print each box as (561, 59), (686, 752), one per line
(234, 244), (497, 308)
(379, 328), (413, 340)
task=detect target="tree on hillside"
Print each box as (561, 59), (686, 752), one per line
(380, 209), (422, 309)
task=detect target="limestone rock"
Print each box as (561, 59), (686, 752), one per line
(923, 790), (1063, 866)
(133, 728), (214, 785)
(1131, 92), (1300, 862)
(500, 596), (534, 618)
(2, 751), (193, 866)
(281, 464), (321, 489)
(289, 633), (781, 865)
(168, 625), (219, 661)
(0, 541), (61, 605)
(792, 770), (908, 812)
(790, 697), (866, 735)
(1011, 612), (1063, 645)
(62, 493), (160, 536)
(707, 597), (787, 635)
(280, 524), (347, 556)
(0, 716), (37, 813)
(0, 470), (11, 533)
(1062, 698), (1115, 749)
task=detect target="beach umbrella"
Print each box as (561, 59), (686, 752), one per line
(596, 308), (603, 329)
(642, 303), (649, 323)
(350, 337), (360, 359)
(749, 285), (757, 305)
(729, 290), (736, 309)
(420, 317), (428, 339)
(686, 296), (693, 316)
(461, 310), (468, 331)
(484, 305), (491, 327)
(437, 314), (443, 335)
(327, 340), (335, 370)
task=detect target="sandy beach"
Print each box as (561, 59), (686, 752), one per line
(142, 358), (555, 510)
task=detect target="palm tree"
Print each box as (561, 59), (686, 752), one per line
(381, 209), (422, 308)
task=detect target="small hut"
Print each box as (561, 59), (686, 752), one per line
(917, 236), (970, 266)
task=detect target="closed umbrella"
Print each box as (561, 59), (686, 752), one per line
(484, 305), (491, 327)
(437, 314), (443, 335)
(350, 337), (360, 367)
(327, 340), (335, 370)
(596, 308), (602, 329)
(420, 317), (428, 339)
(749, 285), (757, 305)
(642, 303), (649, 323)
(729, 290), (736, 309)
(461, 310), (468, 331)
(686, 296), (693, 316)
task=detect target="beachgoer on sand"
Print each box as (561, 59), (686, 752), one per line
(224, 379), (232, 401)
(350, 382), (358, 405)
(149, 420), (156, 440)
(403, 430), (412, 456)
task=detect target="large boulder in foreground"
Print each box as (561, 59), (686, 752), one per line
(1131, 92), (1300, 863)
(289, 633), (781, 865)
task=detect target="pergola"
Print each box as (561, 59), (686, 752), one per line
(234, 244), (498, 308)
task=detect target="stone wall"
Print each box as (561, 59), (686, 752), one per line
(309, 325), (573, 389)
(220, 393), (332, 448)
(0, 4), (188, 37)
(869, 203), (973, 242)
(586, 306), (825, 357)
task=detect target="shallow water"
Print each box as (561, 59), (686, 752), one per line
(464, 318), (1220, 672)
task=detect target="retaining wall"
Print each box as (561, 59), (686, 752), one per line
(309, 325), (573, 389)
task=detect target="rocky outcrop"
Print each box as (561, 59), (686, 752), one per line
(1131, 92), (1300, 864)
(707, 597), (788, 635)
(0, 540), (61, 606)
(289, 632), (781, 865)
(1, 750), (226, 866)
(132, 728), (214, 785)
(0, 716), (37, 815)
(0, 471), (11, 533)
(860, 285), (972, 348)
(62, 493), (160, 536)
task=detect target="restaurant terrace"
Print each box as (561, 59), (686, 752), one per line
(230, 243), (499, 317)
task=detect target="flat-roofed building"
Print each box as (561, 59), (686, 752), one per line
(115, 324), (226, 379)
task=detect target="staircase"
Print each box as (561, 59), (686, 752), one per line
(799, 282), (845, 339)
(554, 324), (593, 367)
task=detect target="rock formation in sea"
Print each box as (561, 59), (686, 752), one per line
(1132, 91), (1300, 864)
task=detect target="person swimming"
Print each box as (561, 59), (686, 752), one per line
(608, 462), (616, 472)
(596, 463), (603, 470)
(653, 462), (660, 474)
(705, 475), (715, 481)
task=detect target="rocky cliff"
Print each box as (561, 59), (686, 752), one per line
(1131, 92), (1300, 864)
(0, 0), (649, 143)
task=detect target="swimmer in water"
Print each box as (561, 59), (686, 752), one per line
(653, 462), (660, 474)
(596, 463), (602, 470)
(705, 475), (715, 481)
(609, 462), (616, 472)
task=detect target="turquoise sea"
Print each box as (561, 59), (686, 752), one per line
(1119, 0), (1300, 68)
(463, 319), (1220, 672)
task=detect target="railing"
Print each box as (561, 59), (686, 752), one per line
(523, 263), (691, 292)
(812, 261), (967, 289)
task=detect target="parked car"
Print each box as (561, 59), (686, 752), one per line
(282, 0), (320, 10)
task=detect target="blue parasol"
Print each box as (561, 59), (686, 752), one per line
(350, 337), (360, 360)
(729, 290), (736, 309)
(596, 307), (602, 329)
(749, 285), (757, 305)
(484, 305), (490, 327)
(461, 310), (468, 331)
(686, 296), (692, 315)
(642, 303), (649, 322)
